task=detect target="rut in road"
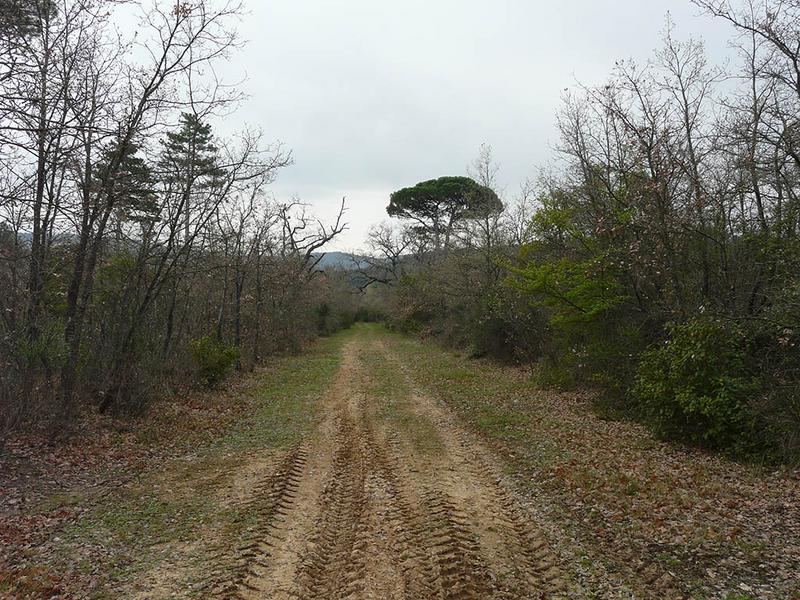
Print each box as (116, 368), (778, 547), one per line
(204, 337), (566, 599)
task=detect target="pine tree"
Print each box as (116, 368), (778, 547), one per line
(0, 0), (56, 38)
(94, 139), (157, 245)
(159, 113), (223, 243)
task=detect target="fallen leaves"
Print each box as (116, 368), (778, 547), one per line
(393, 332), (800, 599)
(0, 368), (262, 598)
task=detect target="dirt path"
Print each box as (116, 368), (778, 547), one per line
(178, 336), (566, 600)
(7, 326), (796, 598)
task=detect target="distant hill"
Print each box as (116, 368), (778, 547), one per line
(8, 235), (366, 272)
(312, 251), (366, 271)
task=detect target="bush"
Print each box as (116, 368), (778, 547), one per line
(188, 336), (240, 388)
(316, 303), (333, 336)
(354, 305), (385, 323)
(316, 302), (360, 336)
(16, 319), (67, 373)
(744, 290), (800, 463)
(634, 318), (758, 451)
(471, 288), (549, 364)
(0, 321), (67, 430)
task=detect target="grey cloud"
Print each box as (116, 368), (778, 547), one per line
(213, 0), (733, 249)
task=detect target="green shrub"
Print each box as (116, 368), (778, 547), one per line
(316, 303), (332, 336)
(16, 319), (66, 371)
(316, 302), (359, 336)
(188, 336), (240, 388)
(634, 318), (758, 450)
(743, 291), (800, 463)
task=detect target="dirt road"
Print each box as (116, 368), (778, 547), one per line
(189, 336), (565, 599)
(8, 326), (795, 598)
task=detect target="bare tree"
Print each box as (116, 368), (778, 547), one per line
(355, 222), (413, 290)
(504, 178), (538, 247)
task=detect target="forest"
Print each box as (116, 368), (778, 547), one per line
(1, 1), (800, 598)
(0, 0), (356, 433)
(3, 0), (799, 463)
(358, 2), (800, 463)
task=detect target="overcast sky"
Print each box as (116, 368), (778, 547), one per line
(218, 1), (734, 251)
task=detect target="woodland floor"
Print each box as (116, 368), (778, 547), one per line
(1, 324), (798, 599)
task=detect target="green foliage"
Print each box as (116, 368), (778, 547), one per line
(388, 176), (502, 221)
(316, 302), (365, 337)
(389, 316), (425, 335)
(387, 176), (502, 246)
(510, 186), (630, 329)
(634, 318), (758, 451)
(159, 112), (223, 192)
(94, 139), (157, 224)
(504, 184), (636, 386)
(0, 0), (57, 37)
(316, 302), (332, 335)
(506, 234), (641, 397)
(353, 305), (385, 323)
(94, 252), (138, 303)
(188, 336), (240, 388)
(510, 252), (627, 327)
(15, 319), (66, 371)
(384, 274), (433, 335)
(743, 284), (800, 462)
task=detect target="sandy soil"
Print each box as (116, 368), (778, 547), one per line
(138, 337), (567, 599)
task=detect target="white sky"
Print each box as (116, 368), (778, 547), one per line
(213, 1), (734, 251)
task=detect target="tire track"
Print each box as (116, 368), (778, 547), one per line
(443, 429), (566, 596)
(202, 335), (569, 600)
(295, 416), (368, 599)
(362, 432), (439, 598)
(494, 481), (565, 595)
(422, 487), (493, 599)
(200, 445), (308, 598)
(374, 339), (566, 599)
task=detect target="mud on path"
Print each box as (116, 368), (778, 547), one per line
(171, 336), (567, 600)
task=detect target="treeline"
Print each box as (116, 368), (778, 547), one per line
(364, 1), (800, 462)
(0, 1), (352, 433)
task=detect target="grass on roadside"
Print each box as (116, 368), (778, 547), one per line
(11, 328), (353, 599)
(375, 325), (799, 600)
(356, 324), (444, 455)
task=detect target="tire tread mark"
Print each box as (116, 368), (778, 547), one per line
(199, 445), (307, 598)
(294, 417), (366, 599)
(421, 487), (492, 600)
